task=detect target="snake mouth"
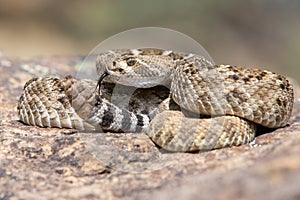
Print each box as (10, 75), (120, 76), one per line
(98, 71), (109, 82)
(96, 72), (109, 94)
(96, 71), (121, 93)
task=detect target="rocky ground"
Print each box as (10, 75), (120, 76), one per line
(0, 55), (299, 200)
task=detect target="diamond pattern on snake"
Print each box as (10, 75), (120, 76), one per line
(17, 48), (294, 152)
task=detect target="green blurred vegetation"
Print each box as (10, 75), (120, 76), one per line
(0, 0), (299, 81)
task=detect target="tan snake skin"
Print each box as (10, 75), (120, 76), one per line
(18, 48), (294, 152)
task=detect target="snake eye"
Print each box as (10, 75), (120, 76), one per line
(126, 57), (137, 66)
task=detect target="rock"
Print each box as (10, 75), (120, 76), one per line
(0, 55), (299, 200)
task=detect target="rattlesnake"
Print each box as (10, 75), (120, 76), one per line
(17, 48), (294, 152)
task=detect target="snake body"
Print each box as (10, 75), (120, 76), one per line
(18, 48), (294, 152)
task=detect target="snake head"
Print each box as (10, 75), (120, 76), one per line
(96, 49), (173, 88)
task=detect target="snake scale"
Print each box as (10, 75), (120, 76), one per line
(17, 48), (294, 152)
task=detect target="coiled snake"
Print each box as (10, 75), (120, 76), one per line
(18, 48), (294, 152)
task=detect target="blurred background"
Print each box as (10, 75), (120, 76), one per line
(0, 0), (299, 81)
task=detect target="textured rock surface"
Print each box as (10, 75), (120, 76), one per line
(0, 55), (299, 200)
